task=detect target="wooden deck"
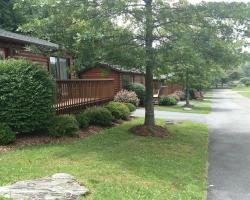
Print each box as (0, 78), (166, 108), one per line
(55, 79), (114, 114)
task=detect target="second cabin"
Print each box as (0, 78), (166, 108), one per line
(79, 63), (183, 96)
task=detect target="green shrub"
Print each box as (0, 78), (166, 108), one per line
(114, 89), (139, 106)
(124, 103), (136, 112)
(105, 102), (130, 120)
(241, 77), (250, 86)
(240, 77), (250, 86)
(48, 115), (79, 137)
(75, 113), (90, 129)
(84, 106), (113, 126)
(127, 83), (145, 106)
(0, 123), (16, 145)
(245, 81), (250, 87)
(0, 59), (55, 133)
(159, 96), (177, 106)
(189, 88), (196, 99)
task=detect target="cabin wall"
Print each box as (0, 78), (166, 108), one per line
(130, 74), (145, 85)
(80, 67), (121, 94)
(0, 41), (49, 70)
(12, 50), (49, 71)
(0, 40), (74, 79)
(167, 83), (183, 94)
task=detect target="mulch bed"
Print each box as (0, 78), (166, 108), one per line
(0, 117), (135, 153)
(0, 125), (108, 153)
(0, 117), (166, 153)
(129, 125), (169, 139)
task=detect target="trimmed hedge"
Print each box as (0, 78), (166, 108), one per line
(75, 113), (90, 129)
(48, 115), (79, 137)
(84, 106), (113, 126)
(124, 103), (136, 112)
(105, 102), (130, 120)
(0, 123), (16, 145)
(127, 83), (145, 106)
(159, 96), (177, 106)
(0, 59), (55, 133)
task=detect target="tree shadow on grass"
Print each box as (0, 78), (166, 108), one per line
(45, 120), (207, 186)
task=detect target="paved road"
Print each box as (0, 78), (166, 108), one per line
(208, 89), (250, 200)
(132, 89), (250, 200)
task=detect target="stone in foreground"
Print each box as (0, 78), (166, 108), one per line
(0, 173), (89, 200)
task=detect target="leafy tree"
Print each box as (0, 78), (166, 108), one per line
(242, 62), (250, 77)
(0, 0), (25, 31)
(13, 0), (250, 127)
(15, 0), (144, 70)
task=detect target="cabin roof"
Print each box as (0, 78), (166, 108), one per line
(80, 62), (167, 80)
(0, 28), (59, 49)
(80, 62), (145, 75)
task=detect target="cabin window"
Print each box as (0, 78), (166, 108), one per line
(122, 75), (130, 89)
(141, 76), (145, 85)
(50, 57), (70, 80)
(0, 48), (6, 60)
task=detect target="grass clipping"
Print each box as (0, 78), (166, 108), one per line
(129, 125), (169, 138)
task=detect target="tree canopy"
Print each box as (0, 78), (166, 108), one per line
(1, 0), (250, 126)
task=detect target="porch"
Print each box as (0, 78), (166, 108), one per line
(55, 79), (114, 114)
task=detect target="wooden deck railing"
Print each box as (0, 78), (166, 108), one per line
(55, 79), (114, 114)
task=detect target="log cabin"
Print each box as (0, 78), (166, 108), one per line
(0, 29), (114, 114)
(79, 63), (145, 94)
(79, 63), (183, 95)
(0, 28), (73, 80)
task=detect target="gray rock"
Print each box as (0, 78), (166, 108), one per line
(165, 120), (182, 125)
(183, 107), (192, 111)
(0, 173), (89, 200)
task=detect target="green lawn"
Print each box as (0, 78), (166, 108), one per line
(155, 99), (212, 114)
(232, 87), (250, 98)
(0, 119), (208, 200)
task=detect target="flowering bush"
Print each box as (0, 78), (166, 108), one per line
(127, 83), (145, 105)
(168, 93), (180, 102)
(174, 90), (185, 100)
(114, 90), (139, 106)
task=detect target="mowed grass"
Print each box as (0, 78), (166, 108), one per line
(0, 118), (208, 200)
(232, 87), (250, 98)
(155, 99), (212, 114)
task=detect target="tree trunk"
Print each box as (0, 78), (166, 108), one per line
(185, 69), (190, 107)
(144, 0), (155, 126)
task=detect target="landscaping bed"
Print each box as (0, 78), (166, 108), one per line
(0, 118), (208, 200)
(0, 117), (135, 153)
(0, 125), (105, 153)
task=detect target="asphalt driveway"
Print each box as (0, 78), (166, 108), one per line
(132, 89), (250, 200)
(207, 89), (250, 200)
